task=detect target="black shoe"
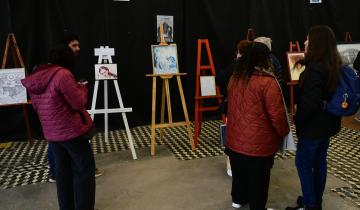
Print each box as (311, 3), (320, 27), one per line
(297, 196), (303, 206)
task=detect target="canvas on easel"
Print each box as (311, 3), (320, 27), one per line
(0, 33), (32, 141)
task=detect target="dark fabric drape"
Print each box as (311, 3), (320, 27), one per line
(1, 0), (360, 140)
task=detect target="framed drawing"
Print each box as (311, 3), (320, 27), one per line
(200, 76), (216, 96)
(94, 64), (118, 80)
(151, 44), (179, 75)
(287, 52), (305, 81)
(337, 43), (360, 68)
(157, 15), (174, 42)
(0, 68), (27, 105)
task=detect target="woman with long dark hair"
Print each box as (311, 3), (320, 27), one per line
(21, 45), (95, 210)
(225, 42), (289, 210)
(286, 25), (342, 210)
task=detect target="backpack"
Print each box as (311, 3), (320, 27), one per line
(325, 65), (360, 116)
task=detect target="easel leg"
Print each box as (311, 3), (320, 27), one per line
(121, 113), (137, 160)
(113, 80), (137, 160)
(176, 76), (195, 150)
(104, 80), (109, 143)
(164, 79), (173, 124)
(160, 80), (166, 141)
(290, 85), (294, 123)
(194, 100), (199, 148)
(199, 100), (203, 135)
(151, 77), (157, 155)
(22, 105), (32, 142)
(90, 81), (99, 120)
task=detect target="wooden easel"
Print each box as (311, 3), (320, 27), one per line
(246, 28), (255, 41)
(287, 41), (302, 121)
(146, 23), (194, 155)
(0, 33), (32, 142)
(345, 32), (352, 42)
(193, 39), (225, 148)
(88, 46), (137, 160)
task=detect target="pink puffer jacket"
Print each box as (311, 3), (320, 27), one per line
(21, 64), (93, 142)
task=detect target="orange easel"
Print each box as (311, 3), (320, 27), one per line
(193, 39), (225, 148)
(0, 33), (32, 142)
(287, 41), (302, 121)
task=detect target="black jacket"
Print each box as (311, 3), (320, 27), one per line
(294, 63), (341, 139)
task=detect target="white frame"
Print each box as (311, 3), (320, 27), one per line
(0, 68), (27, 105)
(151, 44), (179, 75)
(286, 52), (306, 81)
(337, 43), (360, 68)
(200, 76), (217, 96)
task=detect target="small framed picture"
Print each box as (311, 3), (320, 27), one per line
(0, 68), (27, 105)
(157, 15), (174, 43)
(151, 44), (179, 75)
(286, 52), (305, 81)
(200, 76), (217, 96)
(310, 0), (322, 3)
(337, 43), (360, 68)
(94, 64), (118, 80)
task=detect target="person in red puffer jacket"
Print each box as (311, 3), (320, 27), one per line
(225, 42), (289, 210)
(21, 45), (95, 210)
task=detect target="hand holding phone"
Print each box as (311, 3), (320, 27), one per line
(78, 79), (88, 85)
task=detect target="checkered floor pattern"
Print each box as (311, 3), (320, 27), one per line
(0, 121), (359, 208)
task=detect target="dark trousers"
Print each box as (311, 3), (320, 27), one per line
(48, 143), (56, 177)
(50, 136), (96, 210)
(295, 138), (329, 207)
(229, 155), (272, 210)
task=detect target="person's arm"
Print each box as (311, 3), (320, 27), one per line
(294, 67), (325, 125)
(57, 69), (88, 110)
(263, 79), (289, 137)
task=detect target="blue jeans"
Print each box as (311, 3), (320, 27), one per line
(48, 143), (56, 177)
(295, 138), (329, 207)
(50, 136), (95, 210)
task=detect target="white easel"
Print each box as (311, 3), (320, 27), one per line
(88, 46), (137, 160)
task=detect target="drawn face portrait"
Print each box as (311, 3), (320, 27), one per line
(68, 40), (80, 56)
(99, 66), (110, 77)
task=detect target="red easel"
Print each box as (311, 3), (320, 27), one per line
(287, 41), (302, 121)
(193, 39), (225, 148)
(0, 34), (32, 142)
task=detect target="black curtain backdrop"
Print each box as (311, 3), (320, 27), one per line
(1, 0), (360, 140)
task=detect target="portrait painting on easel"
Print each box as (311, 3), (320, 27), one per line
(94, 64), (118, 80)
(151, 44), (179, 75)
(287, 52), (305, 81)
(156, 15), (174, 43)
(0, 68), (27, 105)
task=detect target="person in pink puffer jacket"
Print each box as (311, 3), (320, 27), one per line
(21, 45), (95, 210)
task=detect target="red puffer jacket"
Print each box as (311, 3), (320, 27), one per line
(21, 64), (93, 142)
(226, 71), (289, 157)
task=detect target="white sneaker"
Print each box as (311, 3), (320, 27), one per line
(232, 202), (242, 209)
(227, 169), (232, 177)
(267, 208), (275, 210)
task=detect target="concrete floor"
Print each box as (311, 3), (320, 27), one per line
(0, 145), (358, 210)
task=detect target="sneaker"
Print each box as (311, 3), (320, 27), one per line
(48, 176), (56, 183)
(227, 169), (232, 177)
(95, 168), (104, 177)
(286, 206), (320, 210)
(232, 202), (242, 209)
